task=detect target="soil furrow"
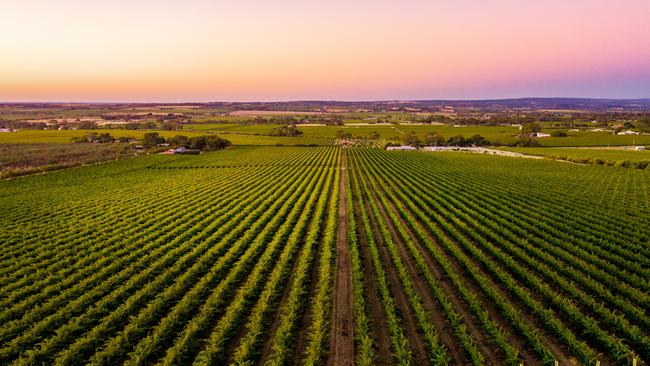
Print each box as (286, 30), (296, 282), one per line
(328, 148), (354, 366)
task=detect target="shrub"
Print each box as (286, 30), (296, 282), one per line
(633, 161), (648, 169)
(510, 137), (540, 147)
(269, 125), (303, 137)
(615, 160), (633, 168)
(142, 132), (166, 147)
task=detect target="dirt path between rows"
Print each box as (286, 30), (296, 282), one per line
(328, 148), (354, 366)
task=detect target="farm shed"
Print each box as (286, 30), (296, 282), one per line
(387, 145), (417, 151)
(422, 146), (453, 151)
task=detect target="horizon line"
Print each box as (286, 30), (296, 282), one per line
(2, 96), (650, 105)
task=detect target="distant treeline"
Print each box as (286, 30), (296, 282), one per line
(0, 120), (185, 131)
(413, 113), (650, 128)
(72, 132), (231, 151)
(149, 133), (231, 151)
(268, 125), (303, 137)
(399, 132), (492, 147)
(71, 133), (134, 144)
(239, 115), (344, 125)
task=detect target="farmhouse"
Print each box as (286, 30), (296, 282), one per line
(386, 145), (417, 151)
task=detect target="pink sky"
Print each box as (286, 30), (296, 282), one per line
(1, 0), (649, 102)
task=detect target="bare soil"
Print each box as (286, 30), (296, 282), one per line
(328, 148), (354, 366)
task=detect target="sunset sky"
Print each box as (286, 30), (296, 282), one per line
(1, 0), (649, 102)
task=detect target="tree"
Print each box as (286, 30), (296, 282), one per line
(142, 132), (166, 147)
(369, 131), (380, 140)
(636, 116), (650, 132)
(510, 137), (541, 147)
(96, 132), (115, 143)
(71, 132), (115, 143)
(188, 136), (207, 150)
(336, 129), (352, 139)
(203, 135), (231, 150)
(469, 134), (489, 146)
(168, 135), (190, 147)
(447, 135), (467, 146)
(186, 135), (231, 151)
(593, 120), (609, 128)
(550, 130), (567, 137)
(77, 121), (98, 130)
(423, 132), (446, 146)
(401, 131), (421, 146)
(520, 122), (541, 137)
(160, 122), (180, 131)
(269, 125), (303, 137)
(622, 121), (635, 129)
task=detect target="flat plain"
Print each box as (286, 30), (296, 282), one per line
(1, 144), (648, 365)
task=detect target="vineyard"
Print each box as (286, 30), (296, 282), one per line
(345, 148), (649, 366)
(0, 146), (648, 365)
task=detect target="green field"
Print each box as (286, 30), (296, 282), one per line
(536, 131), (650, 147)
(501, 147), (650, 162)
(4, 123), (650, 148)
(1, 146), (647, 365)
(298, 124), (520, 142)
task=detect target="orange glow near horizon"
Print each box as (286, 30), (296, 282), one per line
(1, 0), (649, 101)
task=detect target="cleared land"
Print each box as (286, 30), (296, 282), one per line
(0, 146), (648, 365)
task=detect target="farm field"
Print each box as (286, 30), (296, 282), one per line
(0, 130), (333, 146)
(345, 149), (648, 365)
(0, 146), (648, 365)
(0, 143), (139, 178)
(500, 147), (650, 163)
(535, 131), (650, 147)
(301, 125), (650, 147)
(0, 146), (341, 365)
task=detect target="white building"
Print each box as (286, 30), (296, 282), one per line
(421, 146), (455, 151)
(386, 145), (417, 151)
